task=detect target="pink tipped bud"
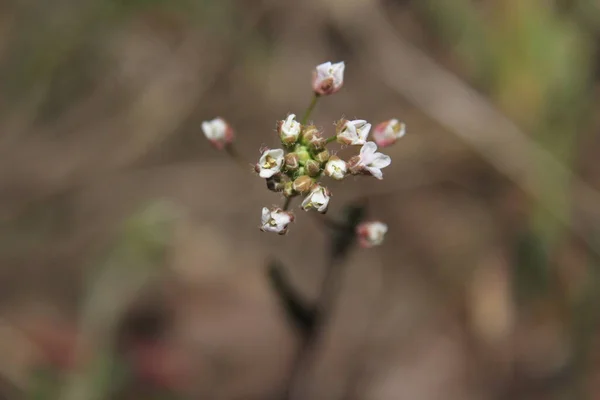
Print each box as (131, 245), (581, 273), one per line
(356, 221), (388, 248)
(373, 119), (406, 148)
(312, 61), (345, 96)
(201, 117), (234, 150)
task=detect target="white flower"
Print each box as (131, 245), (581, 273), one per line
(336, 119), (371, 146)
(278, 114), (302, 145)
(257, 148), (285, 178)
(324, 156), (347, 180)
(348, 142), (391, 180)
(373, 119), (406, 148)
(312, 61), (345, 96)
(356, 221), (388, 248)
(260, 207), (294, 235)
(301, 185), (331, 214)
(202, 117), (234, 150)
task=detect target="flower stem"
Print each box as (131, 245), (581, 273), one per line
(225, 144), (250, 170)
(326, 135), (337, 144)
(282, 197), (292, 211)
(301, 93), (320, 125)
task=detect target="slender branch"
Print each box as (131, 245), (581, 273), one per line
(301, 94), (320, 125)
(224, 144), (251, 170)
(276, 203), (366, 400)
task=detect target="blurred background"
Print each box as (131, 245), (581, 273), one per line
(2, 0), (600, 399)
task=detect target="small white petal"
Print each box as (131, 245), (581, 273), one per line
(370, 154), (391, 169)
(366, 166), (383, 180)
(261, 207), (271, 225)
(360, 142), (378, 158)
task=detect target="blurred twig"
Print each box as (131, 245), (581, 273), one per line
(269, 202), (366, 400)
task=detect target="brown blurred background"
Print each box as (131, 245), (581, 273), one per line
(2, 0), (600, 399)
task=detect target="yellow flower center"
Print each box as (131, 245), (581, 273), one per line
(263, 156), (277, 169)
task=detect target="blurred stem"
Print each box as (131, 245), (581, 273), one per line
(326, 135), (337, 144)
(225, 144), (250, 170)
(280, 203), (365, 400)
(301, 94), (320, 125)
(282, 197), (292, 211)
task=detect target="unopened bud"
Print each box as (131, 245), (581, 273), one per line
(305, 159), (321, 177)
(314, 149), (330, 164)
(292, 175), (314, 193)
(202, 117), (234, 150)
(266, 175), (286, 192)
(296, 147), (311, 164)
(312, 62), (345, 96)
(283, 182), (296, 198)
(284, 153), (299, 171)
(278, 114), (301, 146)
(302, 125), (326, 150)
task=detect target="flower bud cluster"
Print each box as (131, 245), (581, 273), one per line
(256, 113), (396, 234)
(201, 61), (406, 243)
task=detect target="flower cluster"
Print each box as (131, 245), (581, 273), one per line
(202, 61), (405, 245)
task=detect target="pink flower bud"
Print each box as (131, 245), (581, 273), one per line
(373, 119), (406, 148)
(201, 117), (234, 150)
(312, 62), (345, 96)
(356, 221), (388, 248)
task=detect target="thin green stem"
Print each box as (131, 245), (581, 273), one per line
(301, 94), (320, 125)
(326, 135), (337, 144)
(225, 144), (250, 170)
(282, 197), (292, 211)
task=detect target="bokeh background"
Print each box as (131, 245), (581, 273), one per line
(2, 0), (600, 399)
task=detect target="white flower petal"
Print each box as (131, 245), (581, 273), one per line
(370, 153), (391, 169)
(261, 207), (271, 225)
(360, 142), (378, 158)
(366, 166), (383, 180)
